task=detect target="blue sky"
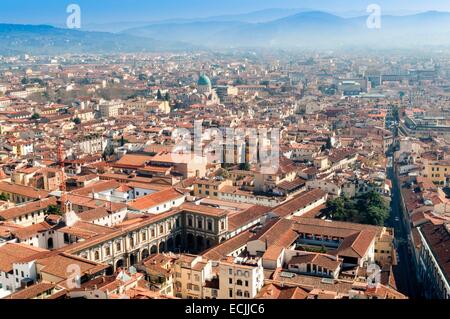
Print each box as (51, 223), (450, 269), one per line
(1, 0), (450, 25)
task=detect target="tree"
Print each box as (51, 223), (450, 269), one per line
(120, 135), (129, 147)
(233, 78), (246, 85)
(326, 137), (333, 150)
(239, 162), (251, 171)
(364, 206), (389, 226)
(156, 89), (163, 100)
(46, 205), (61, 216)
(216, 168), (230, 179)
(73, 117), (81, 125)
(392, 105), (400, 122)
(31, 113), (41, 120)
(0, 193), (9, 201)
(102, 144), (115, 160)
(164, 92), (170, 101)
(325, 191), (389, 226)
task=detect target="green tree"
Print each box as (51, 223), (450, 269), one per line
(73, 117), (81, 125)
(31, 113), (41, 120)
(216, 168), (230, 179)
(393, 106), (400, 122)
(364, 206), (389, 226)
(325, 191), (389, 226)
(326, 137), (333, 150)
(156, 89), (163, 100)
(46, 205), (61, 216)
(103, 144), (115, 160)
(239, 162), (251, 171)
(0, 193), (9, 201)
(120, 135), (129, 147)
(164, 92), (170, 101)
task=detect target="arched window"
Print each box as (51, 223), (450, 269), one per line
(63, 233), (70, 244)
(105, 246), (111, 256)
(244, 291), (250, 298)
(141, 232), (147, 241)
(159, 225), (164, 234)
(129, 236), (134, 247)
(47, 238), (54, 250)
(94, 250), (100, 260)
(236, 290), (243, 297)
(207, 220), (213, 231)
(236, 279), (243, 286)
(116, 242), (122, 252)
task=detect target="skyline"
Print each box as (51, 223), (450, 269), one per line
(1, 0), (450, 26)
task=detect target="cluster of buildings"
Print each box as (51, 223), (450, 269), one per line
(395, 134), (450, 299)
(1, 50), (449, 299)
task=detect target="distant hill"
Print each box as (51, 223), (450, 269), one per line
(83, 8), (312, 33)
(124, 10), (450, 49)
(2, 10), (450, 55)
(0, 24), (193, 55)
(124, 21), (247, 45)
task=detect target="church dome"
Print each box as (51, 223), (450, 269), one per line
(198, 74), (211, 87)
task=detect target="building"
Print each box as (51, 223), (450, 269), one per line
(417, 222), (450, 299)
(422, 160), (450, 186)
(99, 100), (123, 118)
(218, 256), (264, 299)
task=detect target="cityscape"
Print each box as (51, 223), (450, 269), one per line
(0, 0), (449, 304)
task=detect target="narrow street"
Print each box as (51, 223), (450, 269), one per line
(387, 161), (421, 298)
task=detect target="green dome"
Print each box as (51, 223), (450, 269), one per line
(198, 74), (211, 86)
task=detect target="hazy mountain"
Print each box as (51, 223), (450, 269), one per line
(82, 8), (313, 33)
(124, 10), (450, 49)
(124, 21), (247, 45)
(0, 24), (193, 55)
(181, 8), (314, 23)
(2, 11), (450, 55)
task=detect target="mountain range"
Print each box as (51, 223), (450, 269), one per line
(81, 8), (313, 33)
(123, 10), (450, 49)
(0, 24), (194, 55)
(1, 10), (450, 55)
